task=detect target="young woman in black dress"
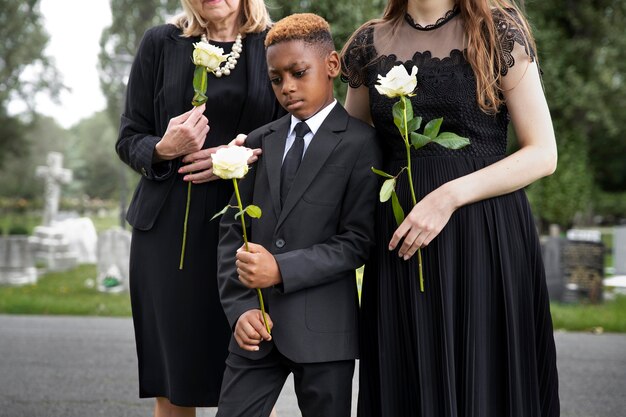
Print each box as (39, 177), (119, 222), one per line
(342, 0), (559, 416)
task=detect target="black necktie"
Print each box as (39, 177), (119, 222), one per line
(281, 121), (310, 206)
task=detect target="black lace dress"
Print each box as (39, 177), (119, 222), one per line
(342, 9), (559, 417)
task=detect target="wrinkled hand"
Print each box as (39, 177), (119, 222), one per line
(179, 145), (226, 183)
(155, 104), (209, 160)
(234, 309), (273, 351)
(236, 243), (281, 288)
(389, 188), (456, 260)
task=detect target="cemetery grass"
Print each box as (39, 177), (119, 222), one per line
(0, 264), (131, 316)
(550, 295), (626, 333)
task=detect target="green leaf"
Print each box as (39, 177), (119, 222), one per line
(391, 191), (405, 226)
(192, 91), (207, 106)
(392, 100), (404, 131)
(193, 65), (207, 94)
(424, 117), (443, 139)
(433, 132), (471, 149)
(410, 132), (432, 149)
(245, 205), (262, 219)
(379, 178), (396, 202)
(371, 167), (394, 179)
(407, 116), (422, 133)
(210, 205), (230, 221)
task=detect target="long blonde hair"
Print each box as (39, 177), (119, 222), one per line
(171, 0), (272, 37)
(342, 0), (537, 114)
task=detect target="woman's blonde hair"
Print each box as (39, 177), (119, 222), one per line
(171, 0), (272, 37)
(342, 0), (536, 114)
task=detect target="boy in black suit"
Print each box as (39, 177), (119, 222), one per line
(217, 13), (381, 417)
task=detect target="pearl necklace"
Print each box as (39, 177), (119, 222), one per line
(200, 33), (243, 77)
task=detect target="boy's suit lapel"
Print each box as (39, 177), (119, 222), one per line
(262, 116), (291, 220)
(277, 104), (349, 228)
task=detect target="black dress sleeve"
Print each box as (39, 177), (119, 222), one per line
(341, 26), (376, 88)
(492, 8), (536, 78)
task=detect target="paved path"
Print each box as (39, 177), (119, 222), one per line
(0, 315), (624, 417)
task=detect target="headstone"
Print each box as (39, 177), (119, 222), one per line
(541, 236), (565, 302)
(36, 152), (72, 226)
(613, 226), (626, 275)
(96, 228), (131, 293)
(0, 236), (37, 285)
(562, 229), (605, 303)
(52, 217), (98, 264)
(28, 227), (78, 272)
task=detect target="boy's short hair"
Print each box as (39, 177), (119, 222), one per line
(265, 13), (335, 54)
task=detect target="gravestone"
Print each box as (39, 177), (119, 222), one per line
(29, 227), (78, 272)
(613, 225), (626, 275)
(562, 229), (605, 303)
(29, 152), (78, 271)
(96, 228), (131, 293)
(0, 236), (37, 285)
(541, 236), (565, 302)
(36, 152), (72, 226)
(53, 217), (98, 264)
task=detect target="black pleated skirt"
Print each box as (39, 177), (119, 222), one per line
(129, 175), (233, 407)
(358, 155), (560, 417)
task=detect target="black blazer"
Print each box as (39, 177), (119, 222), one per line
(217, 104), (382, 363)
(116, 24), (283, 230)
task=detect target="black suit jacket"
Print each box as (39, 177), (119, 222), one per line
(218, 103), (382, 363)
(116, 24), (283, 230)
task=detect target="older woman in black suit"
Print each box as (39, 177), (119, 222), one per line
(116, 1), (283, 415)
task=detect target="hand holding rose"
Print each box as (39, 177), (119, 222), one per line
(234, 309), (273, 351)
(155, 104), (208, 161)
(236, 243), (282, 288)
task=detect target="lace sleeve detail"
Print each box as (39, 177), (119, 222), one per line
(493, 8), (535, 77)
(341, 26), (376, 88)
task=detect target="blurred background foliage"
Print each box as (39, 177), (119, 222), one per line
(0, 0), (624, 233)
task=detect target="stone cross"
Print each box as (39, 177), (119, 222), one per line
(36, 152), (72, 226)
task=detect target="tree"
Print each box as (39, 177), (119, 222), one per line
(98, 0), (181, 126)
(0, 0), (62, 168)
(525, 0), (626, 226)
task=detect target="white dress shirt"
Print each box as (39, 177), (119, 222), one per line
(282, 100), (338, 162)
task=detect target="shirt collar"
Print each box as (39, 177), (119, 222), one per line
(288, 100), (337, 138)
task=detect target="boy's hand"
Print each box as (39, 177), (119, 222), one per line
(236, 243), (282, 288)
(234, 309), (273, 351)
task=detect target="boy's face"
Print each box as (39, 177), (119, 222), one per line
(266, 39), (340, 120)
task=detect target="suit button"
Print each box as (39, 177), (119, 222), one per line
(275, 239), (285, 248)
(140, 167), (148, 176)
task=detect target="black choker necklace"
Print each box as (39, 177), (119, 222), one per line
(405, 5), (460, 31)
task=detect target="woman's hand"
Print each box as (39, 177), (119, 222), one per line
(179, 143), (262, 184)
(154, 104), (209, 161)
(179, 145), (225, 183)
(389, 185), (457, 260)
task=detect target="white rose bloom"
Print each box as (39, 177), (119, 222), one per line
(212, 146), (254, 179)
(193, 41), (228, 71)
(375, 65), (418, 98)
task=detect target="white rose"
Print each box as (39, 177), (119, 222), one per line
(193, 41), (228, 71)
(212, 146), (254, 179)
(375, 65), (418, 98)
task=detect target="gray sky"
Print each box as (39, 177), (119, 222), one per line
(17, 0), (112, 128)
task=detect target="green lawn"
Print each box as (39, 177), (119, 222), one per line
(2, 264), (625, 333)
(550, 295), (626, 333)
(0, 264), (131, 316)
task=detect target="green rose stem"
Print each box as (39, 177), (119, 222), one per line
(232, 178), (271, 335)
(179, 65), (209, 270)
(400, 96), (424, 292)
